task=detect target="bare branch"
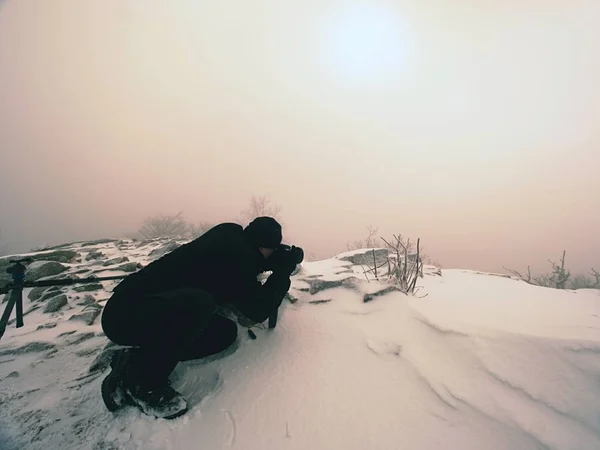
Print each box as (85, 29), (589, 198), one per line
(590, 268), (600, 287)
(241, 195), (282, 224)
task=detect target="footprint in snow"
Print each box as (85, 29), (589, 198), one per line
(169, 365), (222, 410)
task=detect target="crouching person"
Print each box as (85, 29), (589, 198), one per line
(100, 217), (299, 420)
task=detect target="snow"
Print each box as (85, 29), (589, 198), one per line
(1, 241), (600, 449)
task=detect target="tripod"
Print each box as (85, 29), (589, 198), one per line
(0, 258), (127, 341)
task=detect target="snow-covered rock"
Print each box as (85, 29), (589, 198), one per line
(0, 239), (599, 450)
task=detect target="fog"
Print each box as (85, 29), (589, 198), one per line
(1, 0), (599, 275)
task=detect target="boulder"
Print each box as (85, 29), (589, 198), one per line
(339, 248), (389, 266)
(68, 308), (101, 326)
(103, 256), (129, 266)
(114, 262), (142, 273)
(43, 294), (68, 313)
(25, 261), (68, 282)
(149, 241), (181, 259)
(85, 250), (104, 261)
(40, 290), (64, 302)
(28, 287), (49, 302)
(73, 294), (97, 307)
(89, 341), (119, 373)
(29, 250), (78, 264)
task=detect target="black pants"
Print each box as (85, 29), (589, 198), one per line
(101, 288), (237, 391)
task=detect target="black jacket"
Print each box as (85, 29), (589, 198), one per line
(112, 223), (291, 323)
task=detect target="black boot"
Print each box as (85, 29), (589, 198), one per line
(101, 347), (136, 412)
(123, 380), (189, 420)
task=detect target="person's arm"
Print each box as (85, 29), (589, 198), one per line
(213, 225), (292, 324)
(232, 271), (291, 324)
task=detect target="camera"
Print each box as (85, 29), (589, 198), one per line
(264, 244), (304, 273)
(278, 244), (304, 265)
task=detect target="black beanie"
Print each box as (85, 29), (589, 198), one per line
(243, 216), (283, 249)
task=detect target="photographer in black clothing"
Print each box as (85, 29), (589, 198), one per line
(100, 217), (301, 420)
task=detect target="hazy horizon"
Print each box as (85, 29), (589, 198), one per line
(1, 0), (599, 276)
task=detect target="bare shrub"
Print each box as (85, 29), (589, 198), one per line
(139, 212), (189, 239)
(240, 195), (282, 225)
(138, 212), (213, 240)
(504, 250), (599, 290)
(186, 222), (214, 239)
(359, 233), (424, 295)
(346, 225), (380, 251)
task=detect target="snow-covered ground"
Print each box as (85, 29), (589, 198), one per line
(1, 239), (599, 450)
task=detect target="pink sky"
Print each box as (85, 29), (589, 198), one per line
(1, 0), (599, 275)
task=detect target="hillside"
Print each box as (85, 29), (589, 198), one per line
(1, 238), (600, 450)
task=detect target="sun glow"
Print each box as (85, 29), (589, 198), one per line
(320, 4), (412, 83)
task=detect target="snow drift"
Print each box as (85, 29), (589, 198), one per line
(1, 238), (599, 450)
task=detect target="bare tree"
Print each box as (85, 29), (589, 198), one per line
(346, 225), (380, 251)
(504, 250), (600, 290)
(548, 250), (570, 289)
(240, 195), (282, 225)
(187, 222), (214, 239)
(590, 269), (600, 288)
(138, 212), (190, 239)
(503, 265), (534, 284)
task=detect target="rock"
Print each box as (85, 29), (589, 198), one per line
(309, 299), (332, 304)
(75, 347), (101, 357)
(29, 250), (78, 264)
(89, 341), (119, 373)
(43, 294), (68, 313)
(1, 249), (77, 265)
(28, 287), (49, 302)
(284, 292), (298, 304)
(0, 341), (56, 357)
(306, 277), (360, 295)
(58, 330), (76, 337)
(25, 261), (68, 282)
(363, 286), (402, 303)
(0, 258), (15, 285)
(149, 241), (181, 259)
(7, 371), (19, 378)
(114, 262), (142, 273)
(80, 239), (118, 247)
(65, 332), (96, 345)
(103, 256), (129, 266)
(68, 309), (101, 326)
(73, 283), (103, 292)
(40, 290), (63, 302)
(339, 249), (389, 266)
(74, 294), (97, 306)
(36, 322), (58, 330)
(85, 250), (104, 261)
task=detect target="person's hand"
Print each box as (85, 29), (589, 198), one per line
(271, 251), (297, 277)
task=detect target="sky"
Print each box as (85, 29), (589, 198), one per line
(0, 0), (599, 275)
